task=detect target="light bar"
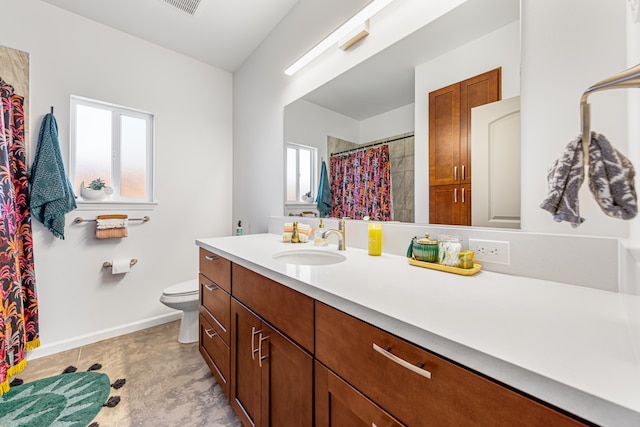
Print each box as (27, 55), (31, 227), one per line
(284, 0), (396, 76)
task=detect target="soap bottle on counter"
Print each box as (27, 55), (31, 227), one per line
(314, 219), (327, 246)
(235, 220), (243, 236)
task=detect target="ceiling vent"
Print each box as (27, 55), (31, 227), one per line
(160, 0), (201, 16)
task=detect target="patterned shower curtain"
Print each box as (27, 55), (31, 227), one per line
(0, 80), (39, 395)
(330, 144), (392, 220)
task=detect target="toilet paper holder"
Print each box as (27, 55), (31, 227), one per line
(103, 259), (137, 269)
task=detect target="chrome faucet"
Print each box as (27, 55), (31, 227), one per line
(321, 218), (346, 250)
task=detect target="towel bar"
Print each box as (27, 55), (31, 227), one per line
(74, 216), (150, 223)
(580, 62), (640, 163)
(103, 259), (137, 269)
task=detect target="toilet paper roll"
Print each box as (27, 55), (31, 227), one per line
(111, 258), (131, 274)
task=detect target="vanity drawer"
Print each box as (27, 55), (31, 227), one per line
(199, 313), (230, 398)
(199, 248), (231, 293)
(199, 274), (230, 346)
(232, 263), (314, 353)
(315, 302), (587, 427)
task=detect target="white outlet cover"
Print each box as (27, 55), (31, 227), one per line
(468, 239), (510, 264)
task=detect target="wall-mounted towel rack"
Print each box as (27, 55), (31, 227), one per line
(581, 62), (640, 162)
(74, 216), (150, 223)
(103, 259), (137, 269)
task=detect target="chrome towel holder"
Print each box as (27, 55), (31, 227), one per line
(74, 216), (150, 223)
(580, 62), (640, 163)
(103, 259), (137, 269)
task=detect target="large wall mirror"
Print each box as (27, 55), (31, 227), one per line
(284, 0), (521, 229)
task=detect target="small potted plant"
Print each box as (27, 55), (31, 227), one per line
(79, 178), (114, 200)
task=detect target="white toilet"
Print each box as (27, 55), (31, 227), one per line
(160, 279), (199, 343)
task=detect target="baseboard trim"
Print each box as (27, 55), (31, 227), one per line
(27, 312), (182, 360)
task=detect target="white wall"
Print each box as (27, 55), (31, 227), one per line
(414, 20), (521, 223)
(521, 0), (628, 236)
(285, 99), (360, 168)
(285, 99), (414, 168)
(360, 103), (415, 143)
(1, 0), (233, 357)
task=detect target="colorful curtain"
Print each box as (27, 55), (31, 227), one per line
(0, 80), (39, 395)
(330, 145), (392, 220)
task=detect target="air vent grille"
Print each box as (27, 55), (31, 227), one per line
(161, 0), (201, 15)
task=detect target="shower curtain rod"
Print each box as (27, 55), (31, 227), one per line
(331, 133), (414, 156)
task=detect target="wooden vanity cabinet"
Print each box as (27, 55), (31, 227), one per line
(197, 246), (592, 426)
(230, 265), (314, 427)
(198, 249), (232, 399)
(315, 302), (588, 427)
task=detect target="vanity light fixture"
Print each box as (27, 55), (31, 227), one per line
(339, 20), (370, 51)
(284, 0), (396, 76)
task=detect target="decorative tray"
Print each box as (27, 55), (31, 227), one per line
(408, 257), (482, 276)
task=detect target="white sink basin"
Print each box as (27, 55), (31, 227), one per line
(272, 249), (346, 266)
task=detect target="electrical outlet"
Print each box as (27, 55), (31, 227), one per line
(468, 239), (510, 264)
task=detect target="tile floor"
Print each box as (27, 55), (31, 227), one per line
(17, 321), (241, 427)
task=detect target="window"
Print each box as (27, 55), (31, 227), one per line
(285, 142), (317, 203)
(70, 96), (154, 203)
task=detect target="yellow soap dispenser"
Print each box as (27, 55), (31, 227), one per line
(314, 219), (328, 246)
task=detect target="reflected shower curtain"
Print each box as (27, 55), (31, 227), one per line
(330, 145), (392, 220)
(0, 80), (39, 395)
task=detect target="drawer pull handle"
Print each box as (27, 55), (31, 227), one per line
(204, 328), (217, 339)
(373, 343), (431, 380)
(205, 255), (218, 261)
(258, 333), (269, 368)
(251, 327), (261, 360)
(204, 284), (217, 292)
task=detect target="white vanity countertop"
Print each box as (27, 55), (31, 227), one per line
(196, 234), (640, 427)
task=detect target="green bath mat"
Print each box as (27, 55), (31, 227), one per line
(0, 371), (110, 427)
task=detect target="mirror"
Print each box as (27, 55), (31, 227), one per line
(284, 0), (521, 228)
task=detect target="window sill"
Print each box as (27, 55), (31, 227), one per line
(75, 200), (158, 211)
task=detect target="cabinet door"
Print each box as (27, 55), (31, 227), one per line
(429, 82), (461, 187)
(315, 361), (405, 427)
(231, 299), (262, 427)
(260, 324), (313, 427)
(429, 184), (471, 226)
(459, 67), (501, 184)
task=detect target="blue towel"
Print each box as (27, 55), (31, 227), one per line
(315, 160), (332, 218)
(29, 113), (76, 239)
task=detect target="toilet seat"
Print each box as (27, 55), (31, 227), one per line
(162, 279), (198, 297)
